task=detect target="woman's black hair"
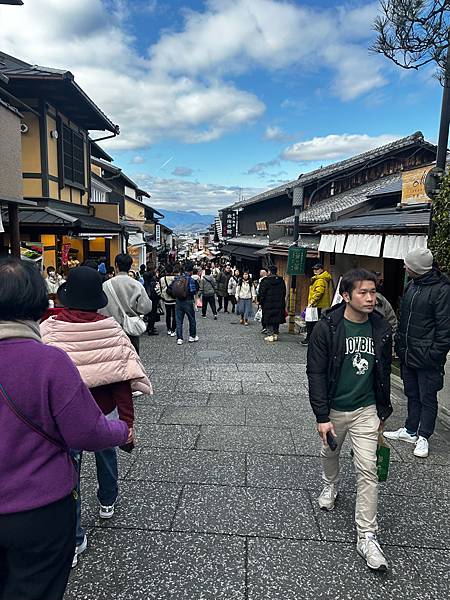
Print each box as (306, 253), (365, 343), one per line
(165, 265), (173, 275)
(339, 269), (377, 298)
(0, 258), (49, 321)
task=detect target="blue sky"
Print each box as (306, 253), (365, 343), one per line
(0, 0), (442, 213)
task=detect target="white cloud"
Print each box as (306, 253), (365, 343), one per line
(131, 155), (145, 164)
(281, 133), (400, 162)
(172, 166), (194, 177)
(134, 173), (263, 213)
(263, 126), (293, 143)
(0, 0), (387, 150)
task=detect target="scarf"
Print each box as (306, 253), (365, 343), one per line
(0, 320), (42, 342)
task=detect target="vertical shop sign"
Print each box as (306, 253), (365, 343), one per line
(222, 210), (237, 238)
(61, 243), (71, 265)
(156, 224), (161, 246)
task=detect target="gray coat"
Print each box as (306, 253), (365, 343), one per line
(200, 275), (217, 297)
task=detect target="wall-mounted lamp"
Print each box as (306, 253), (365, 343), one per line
(50, 130), (59, 139)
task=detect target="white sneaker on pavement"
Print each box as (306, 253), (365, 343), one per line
(99, 502), (116, 519)
(188, 336), (199, 342)
(170, 331), (176, 337)
(318, 484), (338, 511)
(177, 339), (183, 345)
(414, 436), (429, 458)
(356, 533), (388, 571)
(264, 334), (278, 342)
(167, 330), (172, 335)
(383, 427), (417, 444)
(72, 534), (87, 568)
(132, 390), (143, 398)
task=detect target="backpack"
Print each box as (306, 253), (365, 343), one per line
(168, 276), (189, 300)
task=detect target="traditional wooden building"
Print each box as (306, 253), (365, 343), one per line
(0, 51), (123, 268)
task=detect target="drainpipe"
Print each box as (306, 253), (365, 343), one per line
(288, 187), (303, 334)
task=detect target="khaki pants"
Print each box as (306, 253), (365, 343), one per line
(321, 404), (379, 537)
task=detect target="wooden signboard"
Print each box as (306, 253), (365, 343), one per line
(402, 165), (433, 205)
(287, 246), (307, 275)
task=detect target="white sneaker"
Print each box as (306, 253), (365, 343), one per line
(318, 484), (338, 511)
(188, 336), (199, 343)
(72, 534), (87, 568)
(414, 436), (429, 458)
(170, 331), (176, 337)
(132, 390), (143, 398)
(264, 334), (278, 342)
(177, 339), (183, 345)
(357, 533), (388, 571)
(383, 427), (417, 444)
(167, 330), (172, 335)
(99, 503), (115, 519)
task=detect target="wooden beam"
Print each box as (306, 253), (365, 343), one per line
(8, 203), (20, 257)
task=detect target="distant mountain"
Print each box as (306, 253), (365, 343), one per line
(159, 209), (214, 233)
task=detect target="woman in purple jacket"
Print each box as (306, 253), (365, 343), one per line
(0, 258), (130, 600)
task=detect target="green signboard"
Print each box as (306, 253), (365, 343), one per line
(287, 246), (307, 275)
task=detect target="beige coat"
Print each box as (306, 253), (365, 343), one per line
(40, 316), (152, 395)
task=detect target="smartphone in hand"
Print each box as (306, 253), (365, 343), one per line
(326, 431), (337, 451)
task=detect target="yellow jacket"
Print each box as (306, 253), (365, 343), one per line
(308, 271), (333, 308)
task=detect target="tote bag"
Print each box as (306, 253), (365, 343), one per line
(106, 280), (146, 337)
(305, 307), (319, 322)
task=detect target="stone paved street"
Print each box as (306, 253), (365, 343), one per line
(65, 312), (450, 600)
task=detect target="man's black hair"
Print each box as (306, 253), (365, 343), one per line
(46, 265), (55, 274)
(115, 253), (133, 272)
(0, 258), (49, 321)
(83, 259), (98, 270)
(339, 269), (377, 298)
(269, 264), (278, 274)
(165, 265), (173, 275)
(184, 261), (194, 273)
(205, 268), (211, 275)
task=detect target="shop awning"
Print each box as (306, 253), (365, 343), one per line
(343, 234), (383, 257)
(222, 243), (265, 260)
(318, 234), (346, 253)
(128, 232), (146, 247)
(383, 235), (428, 259)
(1, 206), (123, 233)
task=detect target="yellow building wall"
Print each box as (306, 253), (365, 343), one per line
(49, 180), (59, 199)
(21, 112), (41, 173)
(125, 198), (145, 221)
(46, 115), (58, 178)
(89, 237), (106, 253)
(94, 203), (120, 224)
(41, 234), (56, 269)
(110, 238), (120, 264)
(23, 178), (42, 197)
(60, 187), (71, 202)
(91, 163), (102, 177)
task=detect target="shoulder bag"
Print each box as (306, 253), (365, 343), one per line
(106, 279), (146, 336)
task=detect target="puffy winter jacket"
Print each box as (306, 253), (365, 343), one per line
(200, 275), (217, 297)
(307, 302), (393, 423)
(228, 276), (238, 296)
(395, 269), (450, 370)
(259, 275), (286, 325)
(40, 315), (152, 394)
(216, 271), (231, 297)
(307, 271), (333, 308)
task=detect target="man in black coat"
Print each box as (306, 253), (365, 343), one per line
(384, 248), (450, 458)
(258, 265), (286, 342)
(307, 269), (392, 571)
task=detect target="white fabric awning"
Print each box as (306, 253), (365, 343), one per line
(383, 235), (428, 259)
(344, 234), (382, 257)
(127, 233), (146, 247)
(318, 233), (347, 253)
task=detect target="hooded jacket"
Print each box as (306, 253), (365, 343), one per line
(258, 275), (286, 325)
(40, 313), (152, 395)
(395, 269), (450, 370)
(308, 271), (333, 308)
(200, 274), (217, 297)
(307, 302), (393, 423)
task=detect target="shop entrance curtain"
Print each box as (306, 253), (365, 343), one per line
(383, 235), (428, 259)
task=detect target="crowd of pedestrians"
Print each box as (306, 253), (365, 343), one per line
(1, 246), (450, 599)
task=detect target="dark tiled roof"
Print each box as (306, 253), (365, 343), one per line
(225, 236), (269, 247)
(228, 131), (434, 211)
(366, 179), (402, 197)
(277, 173), (402, 225)
(316, 207), (430, 232)
(269, 235), (320, 250)
(0, 51), (118, 133)
(1, 206), (122, 231)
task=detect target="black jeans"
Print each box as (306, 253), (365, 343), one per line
(403, 365), (444, 439)
(305, 308), (322, 340)
(227, 295), (236, 313)
(127, 334), (140, 355)
(165, 303), (176, 332)
(202, 295), (217, 316)
(0, 494), (76, 600)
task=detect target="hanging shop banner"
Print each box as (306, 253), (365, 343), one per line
(156, 224), (161, 246)
(0, 209), (4, 234)
(287, 246), (307, 275)
(222, 210), (237, 238)
(402, 165), (433, 205)
(61, 243), (71, 265)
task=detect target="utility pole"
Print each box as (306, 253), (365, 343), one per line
(288, 187), (303, 334)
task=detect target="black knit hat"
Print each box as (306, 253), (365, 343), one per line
(57, 266), (108, 310)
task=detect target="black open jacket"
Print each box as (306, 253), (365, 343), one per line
(395, 269), (450, 370)
(306, 302), (393, 424)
